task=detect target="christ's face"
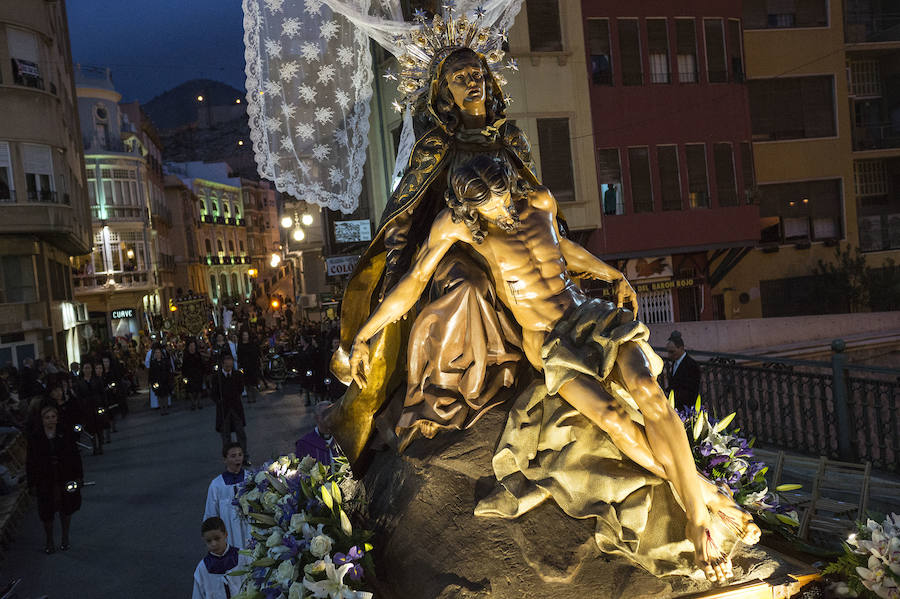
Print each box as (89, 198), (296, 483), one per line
(444, 56), (486, 116)
(476, 191), (520, 234)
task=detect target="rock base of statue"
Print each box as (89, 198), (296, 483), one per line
(361, 407), (804, 599)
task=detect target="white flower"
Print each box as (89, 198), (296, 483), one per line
(255, 471), (268, 484)
(301, 42), (321, 63)
(320, 20), (339, 41)
(314, 107), (333, 125)
(266, 528), (284, 548)
(317, 65), (336, 85)
(245, 488), (261, 503)
(279, 61), (300, 82)
(295, 123), (315, 141)
(282, 18), (302, 38)
(303, 562), (370, 599)
(309, 533), (334, 558)
(312, 144), (330, 161)
(298, 456), (317, 474)
(289, 581), (307, 599)
(298, 85), (317, 103)
(289, 511), (310, 533)
(275, 559), (299, 586)
(265, 39), (283, 58)
(336, 46), (353, 66)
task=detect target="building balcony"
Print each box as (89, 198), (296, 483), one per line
(73, 270), (152, 292)
(853, 122), (900, 151)
(204, 254), (250, 266)
(91, 204), (146, 222)
(1, 190), (70, 205)
(0, 199), (90, 255)
(199, 214), (247, 227)
(846, 16), (900, 44)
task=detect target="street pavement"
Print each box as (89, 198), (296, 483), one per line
(2, 384), (317, 598)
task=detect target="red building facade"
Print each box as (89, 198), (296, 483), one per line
(581, 0), (758, 322)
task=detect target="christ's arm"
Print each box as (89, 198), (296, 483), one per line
(349, 210), (467, 387)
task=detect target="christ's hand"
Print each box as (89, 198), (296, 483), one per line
(613, 277), (639, 316)
(349, 337), (371, 389)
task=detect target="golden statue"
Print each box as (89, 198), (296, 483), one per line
(331, 9), (761, 584)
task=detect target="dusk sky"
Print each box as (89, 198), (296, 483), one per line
(67, 0), (247, 102)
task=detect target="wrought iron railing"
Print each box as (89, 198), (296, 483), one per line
(656, 342), (900, 471)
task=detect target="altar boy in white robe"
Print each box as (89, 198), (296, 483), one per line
(203, 442), (251, 549)
(192, 516), (248, 599)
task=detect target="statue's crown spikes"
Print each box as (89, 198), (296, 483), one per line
(384, 3), (518, 112)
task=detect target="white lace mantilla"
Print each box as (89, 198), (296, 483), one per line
(243, 0), (522, 214)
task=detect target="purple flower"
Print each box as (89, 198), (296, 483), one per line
(263, 584), (283, 599)
(708, 455), (729, 468)
(347, 563), (364, 581)
(699, 443), (713, 457)
(347, 545), (363, 560)
(281, 534), (302, 558)
(334, 552), (351, 565)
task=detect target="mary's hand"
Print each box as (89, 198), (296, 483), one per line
(613, 277), (640, 317)
(349, 338), (371, 389)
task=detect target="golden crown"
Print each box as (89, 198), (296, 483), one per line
(384, 3), (517, 112)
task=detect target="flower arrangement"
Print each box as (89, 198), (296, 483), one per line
(230, 453), (375, 599)
(677, 395), (800, 529)
(824, 514), (900, 598)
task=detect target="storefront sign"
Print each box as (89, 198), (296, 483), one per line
(326, 255), (359, 277)
(633, 278), (696, 294)
(624, 256), (673, 281)
(334, 220), (372, 243)
(111, 308), (136, 319)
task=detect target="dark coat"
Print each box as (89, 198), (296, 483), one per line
(76, 376), (105, 435)
(20, 367), (43, 399)
(26, 428), (83, 521)
(148, 358), (174, 397)
(295, 429), (333, 464)
(237, 342), (261, 386)
(180, 351), (206, 394)
(667, 354), (702, 411)
(212, 370), (245, 432)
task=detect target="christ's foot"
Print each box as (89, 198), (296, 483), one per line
(686, 519), (734, 584)
(706, 489), (762, 546)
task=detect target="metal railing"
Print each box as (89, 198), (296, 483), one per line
(853, 123), (900, 151)
(73, 270), (151, 290)
(657, 341), (900, 471)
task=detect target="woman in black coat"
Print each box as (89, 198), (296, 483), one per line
(77, 363), (105, 455)
(26, 402), (83, 554)
(181, 340), (206, 411)
(237, 330), (261, 404)
(148, 348), (174, 416)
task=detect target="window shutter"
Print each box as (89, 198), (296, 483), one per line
(704, 19), (727, 83)
(743, 0), (768, 30)
(0, 142), (10, 170)
(22, 144), (52, 175)
(6, 28), (39, 62)
(714, 143), (738, 207)
(537, 118), (576, 202)
(685, 144), (709, 207)
(658, 146), (682, 211)
(526, 0), (563, 52)
(628, 147), (653, 213)
(618, 19), (643, 86)
(767, 0), (797, 13)
(596, 149), (621, 183)
(797, 0), (828, 27)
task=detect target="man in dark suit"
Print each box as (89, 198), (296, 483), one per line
(212, 354), (248, 464)
(665, 331), (701, 411)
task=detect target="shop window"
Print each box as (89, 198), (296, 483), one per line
(647, 19), (670, 84)
(759, 178), (843, 243)
(618, 19), (643, 86)
(704, 19), (728, 83)
(597, 148), (623, 215)
(526, 0), (563, 52)
(714, 143), (739, 207)
(686, 144), (710, 208)
(628, 147), (653, 213)
(675, 19), (699, 83)
(658, 145), (682, 211)
(586, 18), (613, 85)
(537, 118), (576, 202)
(749, 75), (836, 141)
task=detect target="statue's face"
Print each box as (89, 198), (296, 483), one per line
(444, 56), (486, 116)
(476, 190), (520, 234)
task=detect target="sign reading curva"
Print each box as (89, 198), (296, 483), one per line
(111, 308), (136, 319)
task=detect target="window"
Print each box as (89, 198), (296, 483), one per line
(228, 240), (235, 254)
(23, 144), (54, 202)
(217, 239), (224, 254)
(94, 104), (109, 149)
(675, 19), (698, 83)
(597, 148), (623, 215)
(0, 256), (37, 303)
(749, 76), (836, 140)
(205, 239), (212, 254)
(727, 20), (744, 82)
(536, 118), (576, 202)
(714, 143), (739, 207)
(526, 0), (562, 52)
(759, 179), (843, 243)
(658, 146), (682, 211)
(704, 19), (728, 83)
(740, 142), (755, 201)
(232, 273), (240, 297)
(50, 260), (69, 301)
(7, 28), (42, 89)
(647, 19), (670, 84)
(586, 19), (613, 85)
(628, 147), (653, 213)
(87, 178), (96, 205)
(618, 19), (643, 86)
(0, 142), (13, 201)
(743, 0), (828, 30)
(220, 274), (229, 297)
(210, 274), (218, 299)
(239, 240), (245, 253)
(223, 202), (230, 216)
(685, 144), (710, 208)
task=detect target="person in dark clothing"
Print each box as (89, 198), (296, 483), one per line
(295, 402), (335, 464)
(45, 377), (81, 439)
(211, 355), (247, 462)
(26, 403), (83, 554)
(603, 184), (618, 215)
(20, 359), (43, 401)
(77, 363), (105, 455)
(237, 331), (261, 404)
(148, 347), (174, 416)
(665, 331), (702, 411)
(101, 356), (122, 431)
(181, 340), (206, 411)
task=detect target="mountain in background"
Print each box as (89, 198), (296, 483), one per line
(144, 78), (244, 131)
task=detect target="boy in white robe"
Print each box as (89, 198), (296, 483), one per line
(192, 516), (247, 599)
(203, 442), (251, 549)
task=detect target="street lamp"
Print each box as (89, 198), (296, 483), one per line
(196, 95), (204, 102)
(292, 228), (305, 242)
(270, 253), (281, 267)
(280, 216), (293, 228)
(301, 213), (314, 226)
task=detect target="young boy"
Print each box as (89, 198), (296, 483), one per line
(192, 516), (246, 599)
(203, 442), (251, 549)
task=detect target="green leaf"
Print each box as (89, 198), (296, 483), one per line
(248, 513), (277, 526)
(668, 390), (675, 409)
(694, 394), (703, 413)
(251, 557), (276, 567)
(776, 483), (803, 492)
(331, 481), (342, 505)
(776, 513), (800, 527)
(339, 508), (352, 536)
(320, 485), (334, 511)
(692, 412), (704, 441)
(300, 477), (313, 499)
(713, 412), (736, 433)
(228, 569), (249, 577)
(266, 472), (288, 495)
